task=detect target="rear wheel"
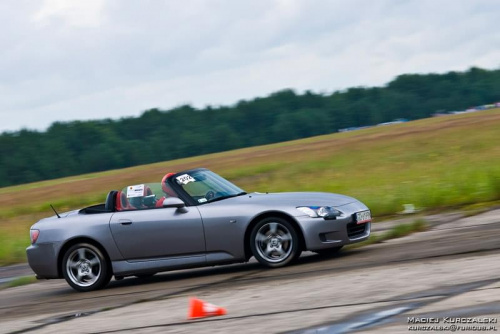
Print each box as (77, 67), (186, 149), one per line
(250, 217), (300, 268)
(62, 243), (112, 292)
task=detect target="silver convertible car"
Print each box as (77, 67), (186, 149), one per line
(27, 168), (371, 292)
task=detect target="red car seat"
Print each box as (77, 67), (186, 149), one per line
(116, 191), (134, 211)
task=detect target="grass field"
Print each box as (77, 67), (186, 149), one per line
(1, 109), (499, 265)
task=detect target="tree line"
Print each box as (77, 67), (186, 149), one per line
(1, 67), (499, 187)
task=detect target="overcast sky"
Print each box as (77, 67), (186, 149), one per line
(1, 0), (499, 133)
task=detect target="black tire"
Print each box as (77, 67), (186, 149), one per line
(315, 246), (343, 257)
(62, 243), (112, 292)
(250, 217), (300, 268)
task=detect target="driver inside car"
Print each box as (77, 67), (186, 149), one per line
(153, 172), (178, 208)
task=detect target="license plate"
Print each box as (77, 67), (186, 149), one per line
(355, 210), (371, 224)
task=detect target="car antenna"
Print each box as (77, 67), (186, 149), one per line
(50, 204), (61, 218)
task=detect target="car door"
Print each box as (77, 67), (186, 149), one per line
(109, 206), (206, 261)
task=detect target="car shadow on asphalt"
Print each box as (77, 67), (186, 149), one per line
(102, 249), (363, 291)
(39, 248), (366, 298)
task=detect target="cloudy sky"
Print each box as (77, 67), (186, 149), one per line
(1, 0), (499, 133)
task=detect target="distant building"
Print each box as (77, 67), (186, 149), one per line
(338, 126), (372, 132)
(377, 118), (408, 126)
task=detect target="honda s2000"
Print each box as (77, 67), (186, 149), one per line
(27, 168), (371, 291)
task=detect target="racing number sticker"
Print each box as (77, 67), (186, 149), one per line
(176, 174), (195, 185)
(127, 184), (145, 198)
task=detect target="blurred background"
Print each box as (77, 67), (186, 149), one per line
(0, 0), (499, 266)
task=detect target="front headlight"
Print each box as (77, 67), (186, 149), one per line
(297, 206), (342, 220)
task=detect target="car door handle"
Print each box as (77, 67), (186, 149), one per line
(119, 219), (133, 225)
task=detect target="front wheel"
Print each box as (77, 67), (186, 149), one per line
(62, 243), (112, 292)
(250, 217), (300, 268)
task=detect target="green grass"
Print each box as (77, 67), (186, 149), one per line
(1, 276), (38, 289)
(0, 109), (499, 265)
(461, 201), (500, 217)
(381, 219), (429, 239)
(348, 219), (429, 248)
(238, 113), (500, 216)
(0, 215), (32, 265)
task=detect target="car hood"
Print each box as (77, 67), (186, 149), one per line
(210, 192), (358, 208)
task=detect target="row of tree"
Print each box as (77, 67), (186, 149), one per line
(1, 67), (499, 187)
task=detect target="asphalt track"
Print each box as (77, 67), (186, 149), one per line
(1, 209), (499, 333)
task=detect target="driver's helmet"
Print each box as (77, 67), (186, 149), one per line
(161, 172), (177, 197)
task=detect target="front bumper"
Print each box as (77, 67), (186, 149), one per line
(297, 215), (371, 251)
(26, 243), (60, 279)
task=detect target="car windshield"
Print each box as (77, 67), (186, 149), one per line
(173, 170), (246, 204)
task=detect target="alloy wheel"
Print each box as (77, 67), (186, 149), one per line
(66, 247), (101, 287)
(254, 221), (294, 263)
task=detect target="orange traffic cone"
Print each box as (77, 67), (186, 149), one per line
(188, 297), (227, 319)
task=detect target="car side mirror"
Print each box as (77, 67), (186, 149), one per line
(162, 197), (186, 209)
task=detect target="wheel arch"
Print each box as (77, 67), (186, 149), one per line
(244, 211), (306, 261)
(57, 237), (112, 278)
